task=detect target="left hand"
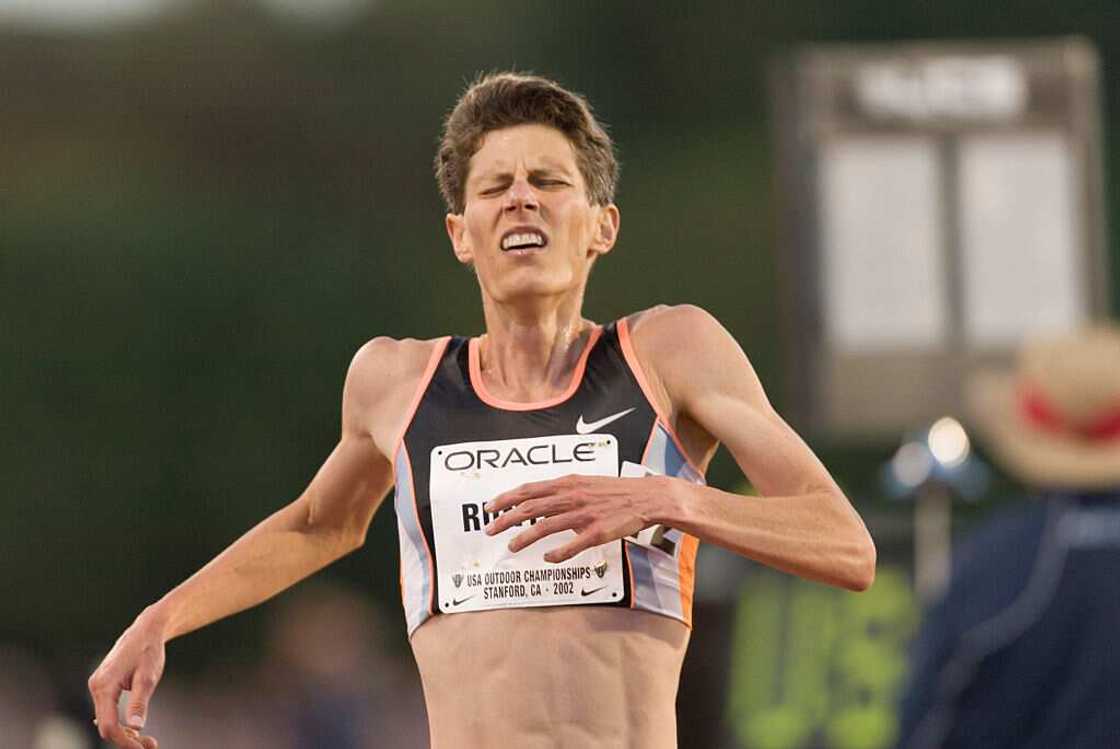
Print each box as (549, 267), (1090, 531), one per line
(484, 474), (671, 563)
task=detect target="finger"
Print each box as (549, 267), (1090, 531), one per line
(485, 497), (552, 536)
(507, 514), (576, 553)
(88, 674), (122, 742)
(125, 660), (163, 731)
(490, 488), (584, 536)
(486, 479), (557, 513)
(545, 525), (605, 563)
(140, 733), (159, 749)
(106, 724), (146, 749)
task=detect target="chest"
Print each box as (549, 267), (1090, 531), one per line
(404, 332), (657, 477)
(391, 327), (704, 635)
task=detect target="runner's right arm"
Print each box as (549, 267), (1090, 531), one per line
(88, 338), (407, 749)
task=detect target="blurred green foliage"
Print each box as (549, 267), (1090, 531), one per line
(729, 567), (918, 749)
(1, 0), (1118, 690)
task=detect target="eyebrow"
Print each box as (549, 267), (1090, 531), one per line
(472, 164), (575, 186)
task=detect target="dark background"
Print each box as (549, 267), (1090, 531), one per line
(2, 1), (1118, 746)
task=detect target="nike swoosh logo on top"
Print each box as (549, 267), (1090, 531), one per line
(581, 586), (607, 597)
(450, 595), (476, 607)
(575, 407), (636, 434)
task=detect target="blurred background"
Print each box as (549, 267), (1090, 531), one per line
(2, 1), (1118, 747)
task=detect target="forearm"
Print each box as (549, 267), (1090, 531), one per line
(142, 496), (356, 641)
(655, 478), (876, 591)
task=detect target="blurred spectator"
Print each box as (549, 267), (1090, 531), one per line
(109, 582), (429, 748)
(897, 325), (1120, 748)
(261, 581), (429, 748)
(0, 645), (60, 748)
(33, 714), (90, 749)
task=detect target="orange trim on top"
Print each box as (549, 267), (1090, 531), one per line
(390, 336), (452, 473)
(678, 533), (700, 628)
(623, 542), (636, 609)
(616, 317), (705, 478)
(468, 326), (603, 411)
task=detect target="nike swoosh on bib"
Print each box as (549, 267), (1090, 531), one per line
(575, 407), (636, 434)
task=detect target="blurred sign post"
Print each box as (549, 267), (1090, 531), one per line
(881, 417), (990, 603)
(772, 37), (1109, 440)
(771, 38), (1109, 599)
(913, 482), (951, 602)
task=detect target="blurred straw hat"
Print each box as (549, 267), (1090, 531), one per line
(966, 324), (1120, 489)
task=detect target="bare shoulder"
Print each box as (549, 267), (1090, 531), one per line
(347, 336), (442, 390)
(624, 304), (744, 378)
(624, 304), (767, 412)
(343, 336), (447, 450)
(625, 304), (727, 352)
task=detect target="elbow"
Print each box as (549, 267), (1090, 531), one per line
(343, 525), (369, 553)
(301, 494), (368, 557)
(827, 492), (877, 592)
(845, 534), (877, 592)
(332, 516), (369, 555)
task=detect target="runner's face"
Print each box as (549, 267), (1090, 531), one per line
(446, 124), (618, 303)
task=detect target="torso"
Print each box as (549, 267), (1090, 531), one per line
(412, 606), (688, 749)
(363, 308), (717, 749)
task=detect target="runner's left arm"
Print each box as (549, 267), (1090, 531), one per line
(485, 305), (875, 591)
(639, 304), (875, 590)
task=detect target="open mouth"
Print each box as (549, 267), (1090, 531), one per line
(500, 227), (549, 253)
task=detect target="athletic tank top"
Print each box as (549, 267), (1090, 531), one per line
(391, 318), (704, 636)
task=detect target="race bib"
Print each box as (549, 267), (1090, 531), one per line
(429, 434), (624, 614)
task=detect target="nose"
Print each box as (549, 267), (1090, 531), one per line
(503, 176), (539, 213)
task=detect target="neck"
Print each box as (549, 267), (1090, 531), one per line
(476, 292), (593, 397)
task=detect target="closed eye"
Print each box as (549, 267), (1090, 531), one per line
(476, 174), (570, 196)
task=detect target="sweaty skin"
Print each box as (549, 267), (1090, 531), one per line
(88, 123), (874, 749)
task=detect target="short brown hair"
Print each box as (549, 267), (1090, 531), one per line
(434, 72), (619, 214)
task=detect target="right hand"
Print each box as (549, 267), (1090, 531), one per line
(87, 610), (167, 749)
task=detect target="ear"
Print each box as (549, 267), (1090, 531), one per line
(446, 213), (473, 265)
(588, 203), (621, 257)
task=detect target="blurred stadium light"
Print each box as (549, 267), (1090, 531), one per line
(881, 417), (992, 603)
(0, 0), (376, 31)
(771, 37), (1109, 441)
(0, 0), (185, 31)
(255, 0), (378, 28)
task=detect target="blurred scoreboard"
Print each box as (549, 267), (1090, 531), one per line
(771, 38), (1110, 439)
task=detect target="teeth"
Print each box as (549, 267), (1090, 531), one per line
(501, 231), (545, 250)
